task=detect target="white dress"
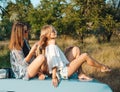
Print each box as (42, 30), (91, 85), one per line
(45, 44), (69, 74)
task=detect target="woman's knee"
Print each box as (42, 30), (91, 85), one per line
(73, 46), (80, 51)
(36, 54), (46, 62)
(72, 46), (80, 57)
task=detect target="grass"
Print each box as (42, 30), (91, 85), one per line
(0, 35), (120, 92)
(57, 35), (120, 92)
(0, 41), (10, 68)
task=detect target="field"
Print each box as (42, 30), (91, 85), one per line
(0, 36), (120, 92)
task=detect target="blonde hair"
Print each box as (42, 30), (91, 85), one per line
(36, 25), (56, 55)
(9, 22), (24, 50)
(40, 25), (56, 38)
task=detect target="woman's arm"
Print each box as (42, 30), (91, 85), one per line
(25, 42), (38, 63)
(11, 50), (28, 66)
(52, 67), (59, 87)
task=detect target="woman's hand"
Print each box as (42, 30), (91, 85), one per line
(52, 77), (59, 87)
(25, 42), (38, 62)
(29, 42), (38, 55)
(52, 67), (59, 87)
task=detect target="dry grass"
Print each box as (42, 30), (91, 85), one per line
(56, 35), (120, 92)
(0, 36), (120, 92)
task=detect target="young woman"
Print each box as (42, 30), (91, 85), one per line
(38, 25), (111, 87)
(9, 22), (48, 80)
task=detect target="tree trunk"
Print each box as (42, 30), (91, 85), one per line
(107, 32), (113, 42)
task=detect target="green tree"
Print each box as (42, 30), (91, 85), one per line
(96, 0), (120, 42)
(0, 0), (34, 40)
(62, 0), (107, 42)
(0, 0), (9, 40)
(0, 0), (119, 42)
(36, 0), (68, 35)
(7, 0), (33, 22)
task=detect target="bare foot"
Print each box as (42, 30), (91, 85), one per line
(101, 66), (111, 72)
(38, 73), (46, 80)
(78, 74), (93, 81)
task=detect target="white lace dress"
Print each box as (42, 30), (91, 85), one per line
(45, 44), (69, 74)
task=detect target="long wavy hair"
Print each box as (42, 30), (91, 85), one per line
(9, 22), (25, 50)
(36, 25), (56, 55)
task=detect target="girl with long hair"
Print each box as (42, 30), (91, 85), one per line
(38, 25), (111, 87)
(9, 22), (48, 80)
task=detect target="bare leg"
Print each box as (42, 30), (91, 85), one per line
(80, 53), (111, 71)
(38, 71), (46, 80)
(27, 54), (45, 78)
(67, 52), (111, 77)
(64, 46), (82, 73)
(64, 46), (81, 62)
(65, 46), (92, 80)
(38, 60), (49, 80)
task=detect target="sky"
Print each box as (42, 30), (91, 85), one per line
(0, 0), (40, 8)
(30, 0), (40, 7)
(0, 0), (40, 20)
(30, 0), (70, 7)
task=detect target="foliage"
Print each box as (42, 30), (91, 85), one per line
(0, 0), (120, 42)
(0, 44), (10, 68)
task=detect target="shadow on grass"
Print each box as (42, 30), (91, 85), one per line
(94, 68), (120, 92)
